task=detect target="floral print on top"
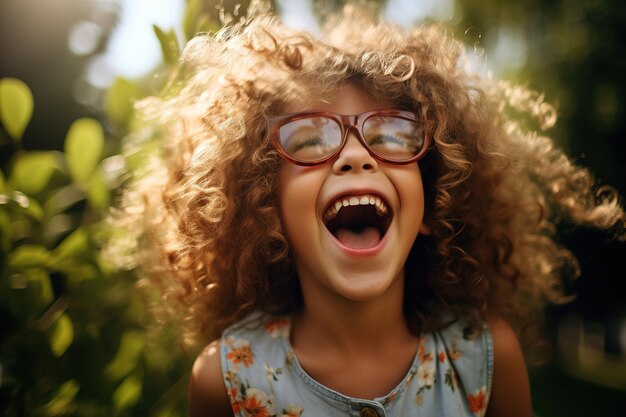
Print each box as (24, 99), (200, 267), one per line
(221, 313), (493, 417)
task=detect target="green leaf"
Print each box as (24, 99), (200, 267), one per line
(4, 269), (53, 315)
(0, 169), (6, 193)
(196, 15), (221, 35)
(8, 219), (32, 242)
(43, 214), (73, 245)
(50, 313), (74, 357)
(7, 244), (50, 268)
(52, 227), (89, 262)
(5, 191), (45, 221)
(24, 197), (44, 221)
(43, 184), (85, 217)
(105, 331), (145, 380)
(153, 25), (180, 65)
(64, 118), (104, 184)
(113, 375), (142, 410)
(11, 151), (57, 195)
(87, 168), (110, 210)
(41, 379), (79, 416)
(183, 0), (202, 40)
(0, 210), (10, 253)
(0, 78), (34, 141)
(155, 406), (182, 417)
(183, 0), (220, 40)
(66, 263), (99, 284)
(105, 77), (140, 126)
(27, 268), (53, 305)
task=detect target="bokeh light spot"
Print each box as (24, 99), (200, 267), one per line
(68, 21), (102, 56)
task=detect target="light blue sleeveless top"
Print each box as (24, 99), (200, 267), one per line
(220, 313), (493, 417)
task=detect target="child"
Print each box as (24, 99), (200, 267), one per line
(119, 3), (625, 417)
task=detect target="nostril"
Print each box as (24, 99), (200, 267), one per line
(363, 163), (373, 170)
(341, 164), (352, 172)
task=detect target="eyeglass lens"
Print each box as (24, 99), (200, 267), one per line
(278, 115), (424, 163)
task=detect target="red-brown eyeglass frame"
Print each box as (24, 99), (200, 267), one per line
(268, 109), (432, 166)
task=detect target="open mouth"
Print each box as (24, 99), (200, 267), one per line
(323, 194), (393, 250)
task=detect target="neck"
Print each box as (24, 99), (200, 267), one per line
(292, 272), (414, 355)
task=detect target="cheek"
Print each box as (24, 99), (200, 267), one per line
(393, 167), (426, 226)
(406, 177), (425, 213)
(394, 164), (424, 198)
(277, 165), (321, 238)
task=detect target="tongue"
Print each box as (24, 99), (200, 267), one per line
(335, 227), (382, 249)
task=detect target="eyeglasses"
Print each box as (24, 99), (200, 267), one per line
(268, 110), (431, 166)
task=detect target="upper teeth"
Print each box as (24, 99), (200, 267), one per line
(324, 194), (388, 221)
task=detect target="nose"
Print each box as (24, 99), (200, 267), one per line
(332, 129), (378, 174)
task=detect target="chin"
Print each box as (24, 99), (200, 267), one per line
(332, 270), (400, 303)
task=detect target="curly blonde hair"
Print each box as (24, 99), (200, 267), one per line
(113, 3), (625, 355)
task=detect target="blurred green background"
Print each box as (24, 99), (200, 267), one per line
(0, 0), (625, 416)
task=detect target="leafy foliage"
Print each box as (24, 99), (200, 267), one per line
(0, 78), (33, 141)
(0, 1), (224, 415)
(0, 75), (191, 416)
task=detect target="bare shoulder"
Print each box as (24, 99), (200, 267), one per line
(188, 339), (233, 417)
(485, 317), (532, 417)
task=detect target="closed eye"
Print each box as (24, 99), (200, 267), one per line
(290, 136), (326, 152)
(368, 134), (413, 148)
